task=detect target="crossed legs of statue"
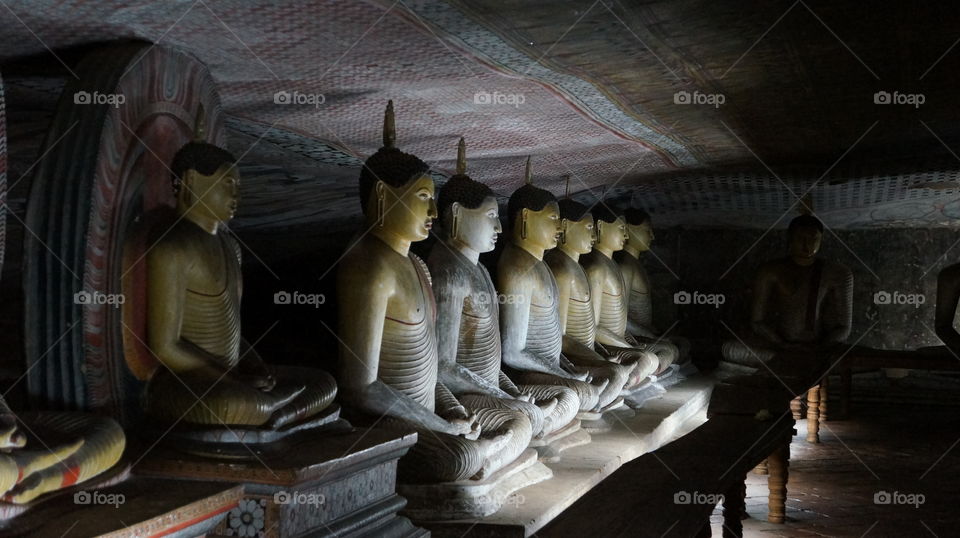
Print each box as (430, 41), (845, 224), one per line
(382, 408), (531, 483)
(144, 365), (337, 428)
(1, 413), (125, 504)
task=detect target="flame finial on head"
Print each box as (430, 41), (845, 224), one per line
(564, 175), (571, 199)
(193, 104), (206, 142)
(456, 137), (467, 175)
(383, 100), (396, 148)
(524, 156), (532, 185)
(799, 193), (814, 215)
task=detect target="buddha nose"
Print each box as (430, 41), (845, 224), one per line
(428, 198), (438, 219)
(494, 219), (503, 233)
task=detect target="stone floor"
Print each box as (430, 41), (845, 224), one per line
(709, 399), (960, 537)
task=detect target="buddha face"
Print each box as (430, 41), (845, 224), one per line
(377, 174), (437, 242)
(626, 220), (654, 251)
(788, 226), (822, 265)
(453, 196), (501, 253)
(521, 201), (561, 250)
(598, 216), (627, 252)
(562, 215), (596, 255)
(181, 163), (239, 222)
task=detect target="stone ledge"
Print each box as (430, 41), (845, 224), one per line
(419, 376), (714, 536)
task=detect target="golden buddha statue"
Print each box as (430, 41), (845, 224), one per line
(427, 139), (580, 439)
(496, 161), (630, 414)
(583, 206), (677, 374)
(337, 103), (531, 483)
(545, 198), (657, 388)
(721, 214), (853, 368)
(1, 395), (124, 504)
(143, 117), (337, 430)
(617, 208), (684, 369)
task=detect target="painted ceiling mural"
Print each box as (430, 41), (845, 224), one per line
(1, 0), (960, 228)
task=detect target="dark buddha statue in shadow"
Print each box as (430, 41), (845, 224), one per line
(720, 214), (853, 373)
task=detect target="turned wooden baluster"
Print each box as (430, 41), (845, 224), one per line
(819, 376), (828, 422)
(767, 434), (790, 523)
(753, 459), (768, 475)
(805, 384), (820, 443)
(790, 396), (803, 420)
(722, 475), (747, 537)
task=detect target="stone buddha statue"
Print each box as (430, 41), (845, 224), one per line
(338, 103), (531, 483)
(617, 208), (683, 368)
(1, 395), (124, 504)
(143, 121), (337, 430)
(721, 214), (853, 368)
(496, 161), (630, 413)
(545, 198), (657, 387)
(583, 205), (677, 374)
(427, 139), (580, 439)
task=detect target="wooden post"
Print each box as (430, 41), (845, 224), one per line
(819, 376), (828, 423)
(767, 436), (790, 523)
(722, 475), (746, 537)
(789, 396), (802, 420)
(753, 459), (768, 475)
(805, 384), (820, 443)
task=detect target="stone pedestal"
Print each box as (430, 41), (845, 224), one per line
(531, 419), (592, 462)
(135, 426), (426, 537)
(399, 449), (552, 520)
(1, 476), (242, 537)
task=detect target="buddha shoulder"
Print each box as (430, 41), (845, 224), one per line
(338, 236), (400, 285)
(147, 220), (213, 266)
(498, 244), (539, 281)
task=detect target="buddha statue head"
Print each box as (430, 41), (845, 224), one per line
(557, 198), (595, 256)
(437, 138), (501, 257)
(624, 208), (654, 253)
(507, 157), (560, 254)
(359, 100), (436, 246)
(787, 214), (823, 266)
(592, 203), (627, 254)
(170, 117), (238, 234)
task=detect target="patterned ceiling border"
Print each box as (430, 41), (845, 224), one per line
(387, 0), (700, 169)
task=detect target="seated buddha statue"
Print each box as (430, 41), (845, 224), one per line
(545, 199), (657, 388)
(582, 206), (677, 374)
(1, 394), (124, 504)
(427, 139), (580, 439)
(721, 214), (853, 368)
(143, 124), (337, 430)
(617, 208), (684, 369)
(496, 161), (630, 413)
(338, 103), (531, 483)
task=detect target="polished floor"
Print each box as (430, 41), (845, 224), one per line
(709, 385), (960, 537)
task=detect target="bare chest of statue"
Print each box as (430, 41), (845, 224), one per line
(589, 252), (628, 336)
(547, 251), (594, 347)
(380, 251), (439, 409)
(181, 231), (242, 366)
(459, 262), (502, 383)
(768, 261), (827, 343)
(526, 258), (563, 359)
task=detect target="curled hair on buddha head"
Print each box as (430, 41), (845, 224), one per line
(437, 138), (495, 222)
(624, 208), (651, 226)
(170, 143), (236, 195)
(787, 214), (824, 236)
(170, 106), (235, 195)
(507, 156), (557, 226)
(358, 100), (431, 215)
(591, 202), (620, 225)
(558, 199), (590, 222)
